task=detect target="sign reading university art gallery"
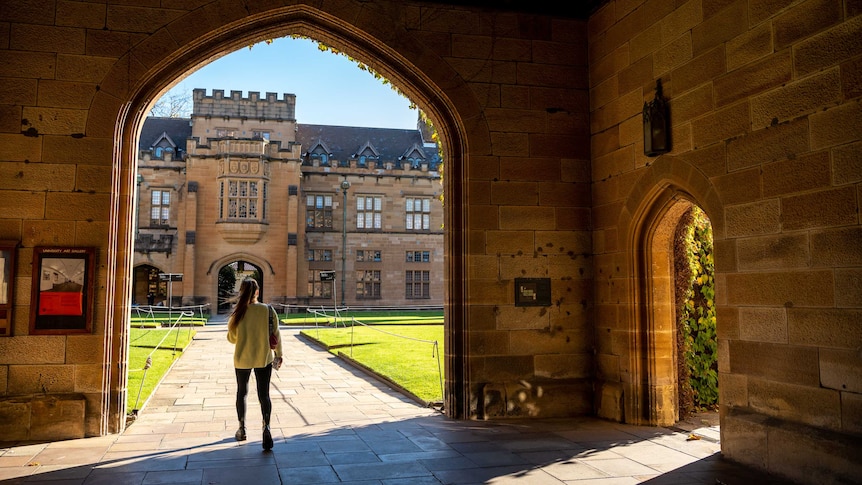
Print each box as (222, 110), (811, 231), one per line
(29, 247), (96, 335)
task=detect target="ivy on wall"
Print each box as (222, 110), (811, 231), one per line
(679, 206), (717, 409)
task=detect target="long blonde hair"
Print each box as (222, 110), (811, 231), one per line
(228, 278), (259, 331)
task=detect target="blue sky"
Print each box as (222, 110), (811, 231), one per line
(154, 37), (419, 130)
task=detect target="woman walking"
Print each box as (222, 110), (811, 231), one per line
(227, 278), (283, 450)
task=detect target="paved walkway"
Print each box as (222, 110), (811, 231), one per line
(1, 320), (796, 484)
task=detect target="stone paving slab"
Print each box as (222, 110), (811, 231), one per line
(0, 323), (799, 484)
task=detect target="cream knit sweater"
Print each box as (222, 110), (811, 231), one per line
(227, 303), (283, 369)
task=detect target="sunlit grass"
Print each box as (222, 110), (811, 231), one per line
(127, 327), (196, 414)
(301, 323), (444, 403)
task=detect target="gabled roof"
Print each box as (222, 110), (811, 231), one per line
(354, 141), (380, 159)
(400, 143), (428, 161)
(138, 117), (192, 152)
(295, 124), (425, 163)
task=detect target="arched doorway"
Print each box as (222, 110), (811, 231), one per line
(132, 265), (167, 306)
(104, 4), (475, 431)
(217, 260), (264, 313)
(624, 156), (724, 427)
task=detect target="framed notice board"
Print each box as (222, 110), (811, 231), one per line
(29, 247), (96, 335)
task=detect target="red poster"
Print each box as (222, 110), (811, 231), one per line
(39, 291), (83, 316)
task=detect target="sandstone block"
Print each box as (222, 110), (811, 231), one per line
(11, 24), (85, 54)
(21, 107), (87, 136)
(0, 162), (76, 192)
(763, 151), (831, 197)
(794, 15), (862, 76)
(730, 341), (820, 386)
(0, 335), (65, 365)
(476, 355), (534, 381)
(736, 233), (809, 271)
(725, 199), (780, 237)
(691, 101), (749, 148)
(45, 192), (111, 221)
(691, 0), (747, 55)
(0, 77), (37, 105)
(835, 269), (862, 308)
(713, 167), (761, 205)
(490, 181), (536, 205)
(74, 364), (104, 393)
(726, 270), (833, 307)
(715, 50), (792, 108)
(496, 306), (549, 331)
(499, 207), (555, 230)
(749, 378), (842, 430)
(56, 0), (107, 29)
(832, 141), (862, 185)
(719, 371), (748, 407)
(670, 83), (713, 124)
(811, 226), (862, 267)
(0, 191), (46, 219)
(0, 133), (42, 162)
(726, 22), (772, 71)
(0, 50), (56, 79)
(819, 348), (862, 393)
(810, 100), (862, 150)
(767, 418), (862, 485)
(653, 33), (693, 77)
(37, 80), (97, 109)
(788, 308), (862, 349)
(9, 365), (76, 394)
(739, 307), (787, 343)
(468, 331), (509, 356)
(842, 392), (862, 435)
(773, 0), (843, 49)
(29, 395), (85, 441)
(781, 186), (857, 231)
(752, 69), (841, 129)
(721, 408), (769, 469)
(726, 118), (808, 171)
(595, 381), (623, 422)
(0, 399), (31, 441)
(534, 353), (591, 379)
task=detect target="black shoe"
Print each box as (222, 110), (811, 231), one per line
(262, 425), (273, 450)
(235, 426), (247, 441)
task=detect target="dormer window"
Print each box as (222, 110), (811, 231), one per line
(154, 147), (163, 158)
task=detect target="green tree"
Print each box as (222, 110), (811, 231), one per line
(218, 265), (237, 313)
(681, 206), (717, 408)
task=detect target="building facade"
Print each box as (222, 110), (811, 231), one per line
(0, 2), (860, 483)
(133, 89), (443, 311)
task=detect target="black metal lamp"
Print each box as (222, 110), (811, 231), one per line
(643, 79), (670, 157)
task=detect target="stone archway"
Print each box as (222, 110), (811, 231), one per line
(96, 2), (480, 432)
(622, 156), (724, 426)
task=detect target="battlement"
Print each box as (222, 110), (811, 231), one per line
(192, 88), (296, 120)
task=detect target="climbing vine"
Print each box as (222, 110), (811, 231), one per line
(680, 206), (717, 409)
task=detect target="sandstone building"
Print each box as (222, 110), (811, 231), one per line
(134, 89), (443, 311)
(0, 1), (859, 483)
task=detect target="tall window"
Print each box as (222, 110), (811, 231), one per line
(356, 195), (382, 230)
(307, 249), (333, 261)
(406, 250), (430, 262)
(306, 194), (333, 229)
(219, 179), (266, 221)
(356, 270), (381, 299)
(151, 190), (170, 226)
(228, 180), (258, 218)
(356, 250), (382, 262)
(406, 197), (431, 230)
(308, 270), (332, 298)
(405, 270), (430, 299)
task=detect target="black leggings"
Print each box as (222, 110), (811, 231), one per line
(235, 365), (272, 425)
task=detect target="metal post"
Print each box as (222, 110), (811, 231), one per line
(340, 179), (350, 307)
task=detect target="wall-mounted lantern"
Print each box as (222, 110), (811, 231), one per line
(643, 79), (670, 157)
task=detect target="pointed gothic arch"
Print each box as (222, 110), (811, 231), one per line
(97, 2), (479, 432)
(622, 155), (724, 426)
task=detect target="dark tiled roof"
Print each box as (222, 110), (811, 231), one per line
(296, 124), (430, 163)
(139, 117), (192, 151)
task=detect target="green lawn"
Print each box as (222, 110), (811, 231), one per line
(300, 322), (444, 404)
(127, 327), (196, 414)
